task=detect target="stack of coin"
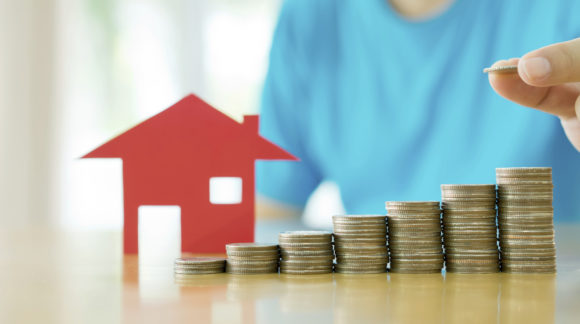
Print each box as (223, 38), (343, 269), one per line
(174, 257), (226, 275)
(386, 201), (444, 273)
(496, 167), (556, 273)
(441, 184), (499, 273)
(278, 231), (334, 274)
(225, 243), (280, 274)
(332, 215), (388, 273)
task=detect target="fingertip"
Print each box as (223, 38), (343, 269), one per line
(517, 37), (580, 86)
(518, 55), (552, 86)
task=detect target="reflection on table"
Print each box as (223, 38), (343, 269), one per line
(123, 263), (560, 324)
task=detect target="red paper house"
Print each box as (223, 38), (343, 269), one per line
(83, 94), (297, 254)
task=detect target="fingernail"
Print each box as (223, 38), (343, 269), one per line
(520, 57), (551, 81)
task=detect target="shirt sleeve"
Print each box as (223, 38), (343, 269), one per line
(256, 0), (322, 208)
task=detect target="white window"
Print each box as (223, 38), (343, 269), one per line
(209, 177), (242, 204)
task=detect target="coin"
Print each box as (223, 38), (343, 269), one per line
(386, 202), (444, 273)
(226, 250), (280, 257)
(279, 242), (333, 248)
(226, 243), (279, 252)
(441, 184), (499, 273)
(278, 231), (332, 244)
(496, 167), (552, 174)
(333, 214), (388, 273)
(174, 268), (226, 275)
(225, 242), (280, 275)
(280, 260), (333, 268)
(334, 263), (387, 274)
(226, 255), (280, 262)
(333, 215), (386, 222)
(226, 266), (280, 274)
(175, 257), (226, 266)
(483, 64), (518, 73)
(278, 230), (335, 275)
(496, 167), (557, 273)
(279, 230), (332, 238)
(335, 245), (388, 253)
(173, 257), (226, 275)
(280, 268), (334, 275)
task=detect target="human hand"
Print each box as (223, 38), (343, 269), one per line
(488, 38), (580, 151)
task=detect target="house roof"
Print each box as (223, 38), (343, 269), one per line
(82, 94), (298, 161)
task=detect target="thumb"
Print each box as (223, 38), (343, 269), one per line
(518, 37), (580, 86)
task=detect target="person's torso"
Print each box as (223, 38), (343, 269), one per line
(299, 0), (580, 220)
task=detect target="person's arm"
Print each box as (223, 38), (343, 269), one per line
(488, 37), (580, 151)
(256, 1), (323, 220)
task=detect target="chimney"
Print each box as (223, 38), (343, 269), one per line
(243, 115), (259, 134)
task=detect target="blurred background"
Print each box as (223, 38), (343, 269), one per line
(0, 0), (343, 231)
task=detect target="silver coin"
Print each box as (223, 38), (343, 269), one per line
(279, 242), (333, 248)
(446, 268), (499, 274)
(226, 243), (279, 252)
(496, 167), (552, 174)
(333, 215), (386, 222)
(483, 65), (518, 73)
(280, 268), (333, 274)
(174, 268), (226, 275)
(386, 201), (440, 207)
(279, 230), (332, 237)
(441, 184), (496, 190)
(226, 269), (279, 275)
(226, 259), (279, 266)
(280, 265), (333, 272)
(175, 257), (225, 265)
(281, 248), (334, 254)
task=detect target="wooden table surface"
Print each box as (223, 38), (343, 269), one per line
(1, 224), (579, 324)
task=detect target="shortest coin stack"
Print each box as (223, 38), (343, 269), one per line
(386, 201), (444, 274)
(333, 215), (388, 273)
(226, 243), (280, 274)
(174, 257), (226, 275)
(279, 231), (334, 274)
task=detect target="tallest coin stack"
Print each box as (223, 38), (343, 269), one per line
(496, 167), (556, 273)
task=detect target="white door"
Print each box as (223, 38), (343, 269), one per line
(138, 205), (182, 266)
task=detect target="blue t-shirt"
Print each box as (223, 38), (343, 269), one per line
(257, 0), (580, 221)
